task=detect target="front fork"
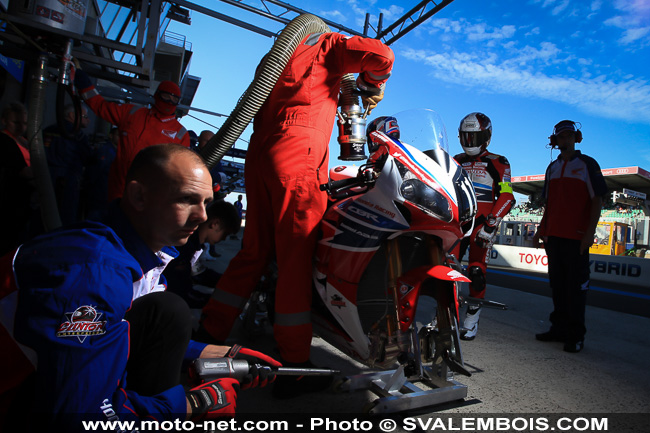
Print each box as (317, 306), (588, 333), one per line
(385, 238), (412, 365)
(385, 237), (470, 379)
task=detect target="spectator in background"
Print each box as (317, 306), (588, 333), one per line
(195, 129), (228, 259)
(0, 102), (33, 255)
(82, 126), (118, 221)
(43, 104), (92, 226)
(188, 130), (199, 151)
(74, 63), (190, 200)
(234, 194), (244, 220)
(198, 130), (213, 150)
(533, 120), (607, 353)
(163, 200), (241, 309)
(197, 130), (228, 197)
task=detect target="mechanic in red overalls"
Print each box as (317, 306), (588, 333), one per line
(453, 112), (515, 340)
(199, 32), (394, 399)
(74, 68), (190, 200)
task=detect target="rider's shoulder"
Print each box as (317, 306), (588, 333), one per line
(485, 152), (510, 165)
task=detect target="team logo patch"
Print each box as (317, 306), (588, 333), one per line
(446, 270), (466, 280)
(57, 305), (107, 342)
(161, 129), (178, 139)
(330, 294), (346, 309)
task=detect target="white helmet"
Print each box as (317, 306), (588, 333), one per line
(459, 112), (492, 156)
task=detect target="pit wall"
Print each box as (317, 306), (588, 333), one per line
(488, 245), (649, 286)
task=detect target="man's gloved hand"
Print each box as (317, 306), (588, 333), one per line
(361, 91), (384, 115)
(73, 67), (92, 91)
(475, 214), (500, 248)
(225, 344), (282, 390)
(356, 73), (386, 115)
(241, 363), (274, 390)
(187, 378), (239, 419)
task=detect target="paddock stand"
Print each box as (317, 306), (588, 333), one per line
(336, 361), (468, 414)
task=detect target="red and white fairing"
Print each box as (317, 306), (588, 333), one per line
(312, 110), (476, 365)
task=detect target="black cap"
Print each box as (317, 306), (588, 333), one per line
(553, 120), (577, 135)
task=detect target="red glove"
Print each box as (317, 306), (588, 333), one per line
(187, 378), (239, 419)
(242, 363), (273, 390)
(226, 344), (282, 390)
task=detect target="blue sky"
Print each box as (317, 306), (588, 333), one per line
(169, 0), (650, 203)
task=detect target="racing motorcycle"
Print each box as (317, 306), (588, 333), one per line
(243, 109), (479, 411)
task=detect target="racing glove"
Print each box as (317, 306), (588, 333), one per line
(242, 363), (274, 389)
(226, 344), (282, 389)
(73, 67), (93, 91)
(187, 378), (239, 419)
(356, 73), (386, 96)
(475, 214), (501, 248)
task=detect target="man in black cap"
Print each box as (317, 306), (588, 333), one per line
(533, 120), (607, 353)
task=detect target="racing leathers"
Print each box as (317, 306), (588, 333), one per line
(200, 32), (394, 363)
(0, 203), (207, 431)
(75, 70), (190, 201)
(454, 150), (515, 299)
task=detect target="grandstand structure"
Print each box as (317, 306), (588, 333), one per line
(504, 166), (650, 249)
(512, 166), (650, 199)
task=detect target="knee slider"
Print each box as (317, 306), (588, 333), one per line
(468, 266), (486, 290)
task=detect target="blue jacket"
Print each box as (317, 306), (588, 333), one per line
(5, 204), (207, 430)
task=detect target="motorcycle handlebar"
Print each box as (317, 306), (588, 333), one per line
(320, 176), (364, 192)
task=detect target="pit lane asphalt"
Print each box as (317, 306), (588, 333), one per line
(199, 232), (650, 418)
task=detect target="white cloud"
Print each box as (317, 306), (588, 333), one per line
(319, 9), (346, 22)
(428, 17), (516, 43)
(525, 27), (541, 37)
(401, 48), (650, 124)
(379, 5), (404, 21)
(503, 42), (561, 67)
(551, 0), (570, 15)
(602, 0), (650, 45)
(591, 0), (603, 12)
(613, 0), (650, 24)
(619, 26), (650, 44)
(430, 18), (463, 34)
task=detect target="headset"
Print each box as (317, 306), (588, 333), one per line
(549, 120), (582, 148)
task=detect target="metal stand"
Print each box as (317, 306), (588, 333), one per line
(339, 364), (467, 414)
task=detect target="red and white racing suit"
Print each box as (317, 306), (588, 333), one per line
(76, 75), (190, 200)
(201, 32), (394, 363)
(454, 150), (515, 298)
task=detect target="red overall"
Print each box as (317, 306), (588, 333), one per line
(454, 150), (515, 298)
(77, 86), (190, 200)
(201, 32), (394, 363)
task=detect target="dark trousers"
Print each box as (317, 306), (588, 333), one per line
(124, 291), (192, 395)
(545, 236), (590, 342)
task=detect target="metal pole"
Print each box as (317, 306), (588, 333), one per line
(28, 55), (61, 231)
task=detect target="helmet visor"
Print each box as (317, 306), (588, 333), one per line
(459, 130), (490, 148)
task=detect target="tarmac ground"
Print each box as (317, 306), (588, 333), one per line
(197, 231), (650, 429)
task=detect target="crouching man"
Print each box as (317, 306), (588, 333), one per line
(0, 144), (278, 432)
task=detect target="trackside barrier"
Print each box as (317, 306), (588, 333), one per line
(489, 245), (650, 285)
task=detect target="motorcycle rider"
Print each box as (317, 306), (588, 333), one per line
(366, 116), (400, 143)
(453, 112), (514, 340)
